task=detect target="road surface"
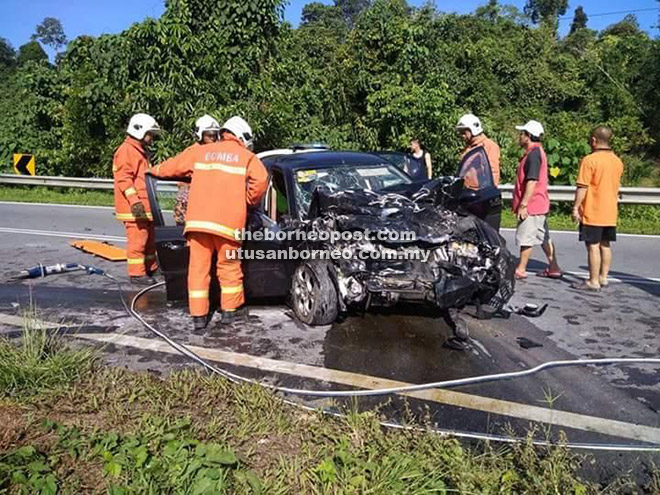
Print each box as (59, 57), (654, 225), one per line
(0, 201), (658, 482)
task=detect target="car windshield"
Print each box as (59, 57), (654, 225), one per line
(293, 163), (411, 217)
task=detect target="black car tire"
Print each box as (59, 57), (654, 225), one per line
(291, 261), (339, 325)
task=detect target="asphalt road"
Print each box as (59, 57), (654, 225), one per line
(0, 201), (659, 482)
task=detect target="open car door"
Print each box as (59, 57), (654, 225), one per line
(145, 173), (292, 304)
(145, 175), (188, 301)
(456, 147), (502, 231)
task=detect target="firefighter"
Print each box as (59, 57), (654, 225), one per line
(113, 113), (161, 284)
(149, 116), (268, 331)
(456, 114), (501, 186)
(171, 115), (221, 224)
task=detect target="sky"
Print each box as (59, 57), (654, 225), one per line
(0, 0), (658, 57)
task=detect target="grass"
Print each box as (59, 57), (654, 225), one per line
(1, 314), (658, 493)
(0, 308), (96, 398)
(500, 203), (660, 235)
(0, 186), (115, 207)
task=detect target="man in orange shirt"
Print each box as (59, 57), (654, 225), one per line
(113, 113), (161, 285)
(150, 116), (268, 331)
(456, 113), (501, 186)
(571, 126), (624, 292)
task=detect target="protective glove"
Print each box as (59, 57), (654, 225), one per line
(131, 201), (147, 218)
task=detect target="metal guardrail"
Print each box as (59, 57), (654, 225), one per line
(498, 184), (660, 205)
(0, 173), (659, 205)
(0, 174), (178, 194)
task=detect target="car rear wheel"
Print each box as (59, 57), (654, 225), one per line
(291, 261), (339, 325)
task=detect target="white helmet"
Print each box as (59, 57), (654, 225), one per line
(515, 120), (545, 139)
(195, 114), (221, 141)
(127, 113), (161, 140)
(221, 116), (253, 149)
(455, 114), (483, 136)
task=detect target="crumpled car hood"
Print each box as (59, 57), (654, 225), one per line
(297, 178), (515, 311)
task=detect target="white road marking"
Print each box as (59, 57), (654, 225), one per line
(0, 313), (78, 329)
(75, 332), (660, 444)
(527, 270), (660, 286)
(0, 201), (173, 213)
(2, 202), (658, 238)
(501, 227), (660, 240)
(0, 227), (125, 243)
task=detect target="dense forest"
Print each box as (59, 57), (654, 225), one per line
(0, 0), (659, 185)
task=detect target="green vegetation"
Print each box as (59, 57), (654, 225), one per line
(0, 186), (114, 206)
(501, 204), (660, 235)
(2, 316), (656, 493)
(0, 0), (659, 184)
(0, 309), (95, 397)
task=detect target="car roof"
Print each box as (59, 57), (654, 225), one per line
(264, 151), (390, 170)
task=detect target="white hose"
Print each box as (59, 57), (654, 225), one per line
(108, 276), (660, 452)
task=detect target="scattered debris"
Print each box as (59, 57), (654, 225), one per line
(70, 240), (126, 261)
(515, 303), (548, 318)
(516, 337), (543, 349)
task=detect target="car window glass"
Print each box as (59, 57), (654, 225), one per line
(458, 148), (494, 191)
(293, 164), (411, 217)
(155, 181), (180, 226)
(267, 170), (289, 223)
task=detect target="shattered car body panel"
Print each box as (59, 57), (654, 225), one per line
(148, 150), (514, 322)
(298, 178), (515, 312)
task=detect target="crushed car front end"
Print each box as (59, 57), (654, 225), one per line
(299, 179), (515, 314)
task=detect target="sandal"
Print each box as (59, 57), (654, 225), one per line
(570, 281), (601, 292)
(536, 268), (563, 279)
(514, 270), (528, 280)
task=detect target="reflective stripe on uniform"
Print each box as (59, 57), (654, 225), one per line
(185, 220), (237, 239)
(127, 257), (145, 265)
(116, 213), (153, 221)
(189, 290), (209, 299)
(221, 285), (243, 295)
(124, 187), (138, 196)
(112, 166), (118, 173)
(194, 162), (246, 175)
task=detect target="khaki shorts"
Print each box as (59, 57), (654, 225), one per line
(516, 215), (549, 246)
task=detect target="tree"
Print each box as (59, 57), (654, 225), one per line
(601, 14), (641, 38)
(17, 41), (48, 65)
(31, 17), (67, 51)
(336, 0), (371, 26)
(475, 0), (500, 23)
(524, 0), (568, 27)
(569, 6), (588, 35)
(0, 38), (15, 68)
(301, 2), (342, 25)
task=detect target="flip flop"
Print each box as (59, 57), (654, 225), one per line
(536, 268), (563, 279)
(570, 281), (601, 292)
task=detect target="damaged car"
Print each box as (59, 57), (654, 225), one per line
(146, 149), (515, 326)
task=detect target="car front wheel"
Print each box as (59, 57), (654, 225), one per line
(291, 261), (339, 325)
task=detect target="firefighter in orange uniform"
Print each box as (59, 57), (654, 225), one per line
(113, 113), (161, 284)
(170, 115), (222, 224)
(149, 116), (268, 331)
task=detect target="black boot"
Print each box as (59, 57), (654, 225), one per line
(221, 307), (248, 325)
(193, 315), (209, 333)
(130, 276), (157, 287)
